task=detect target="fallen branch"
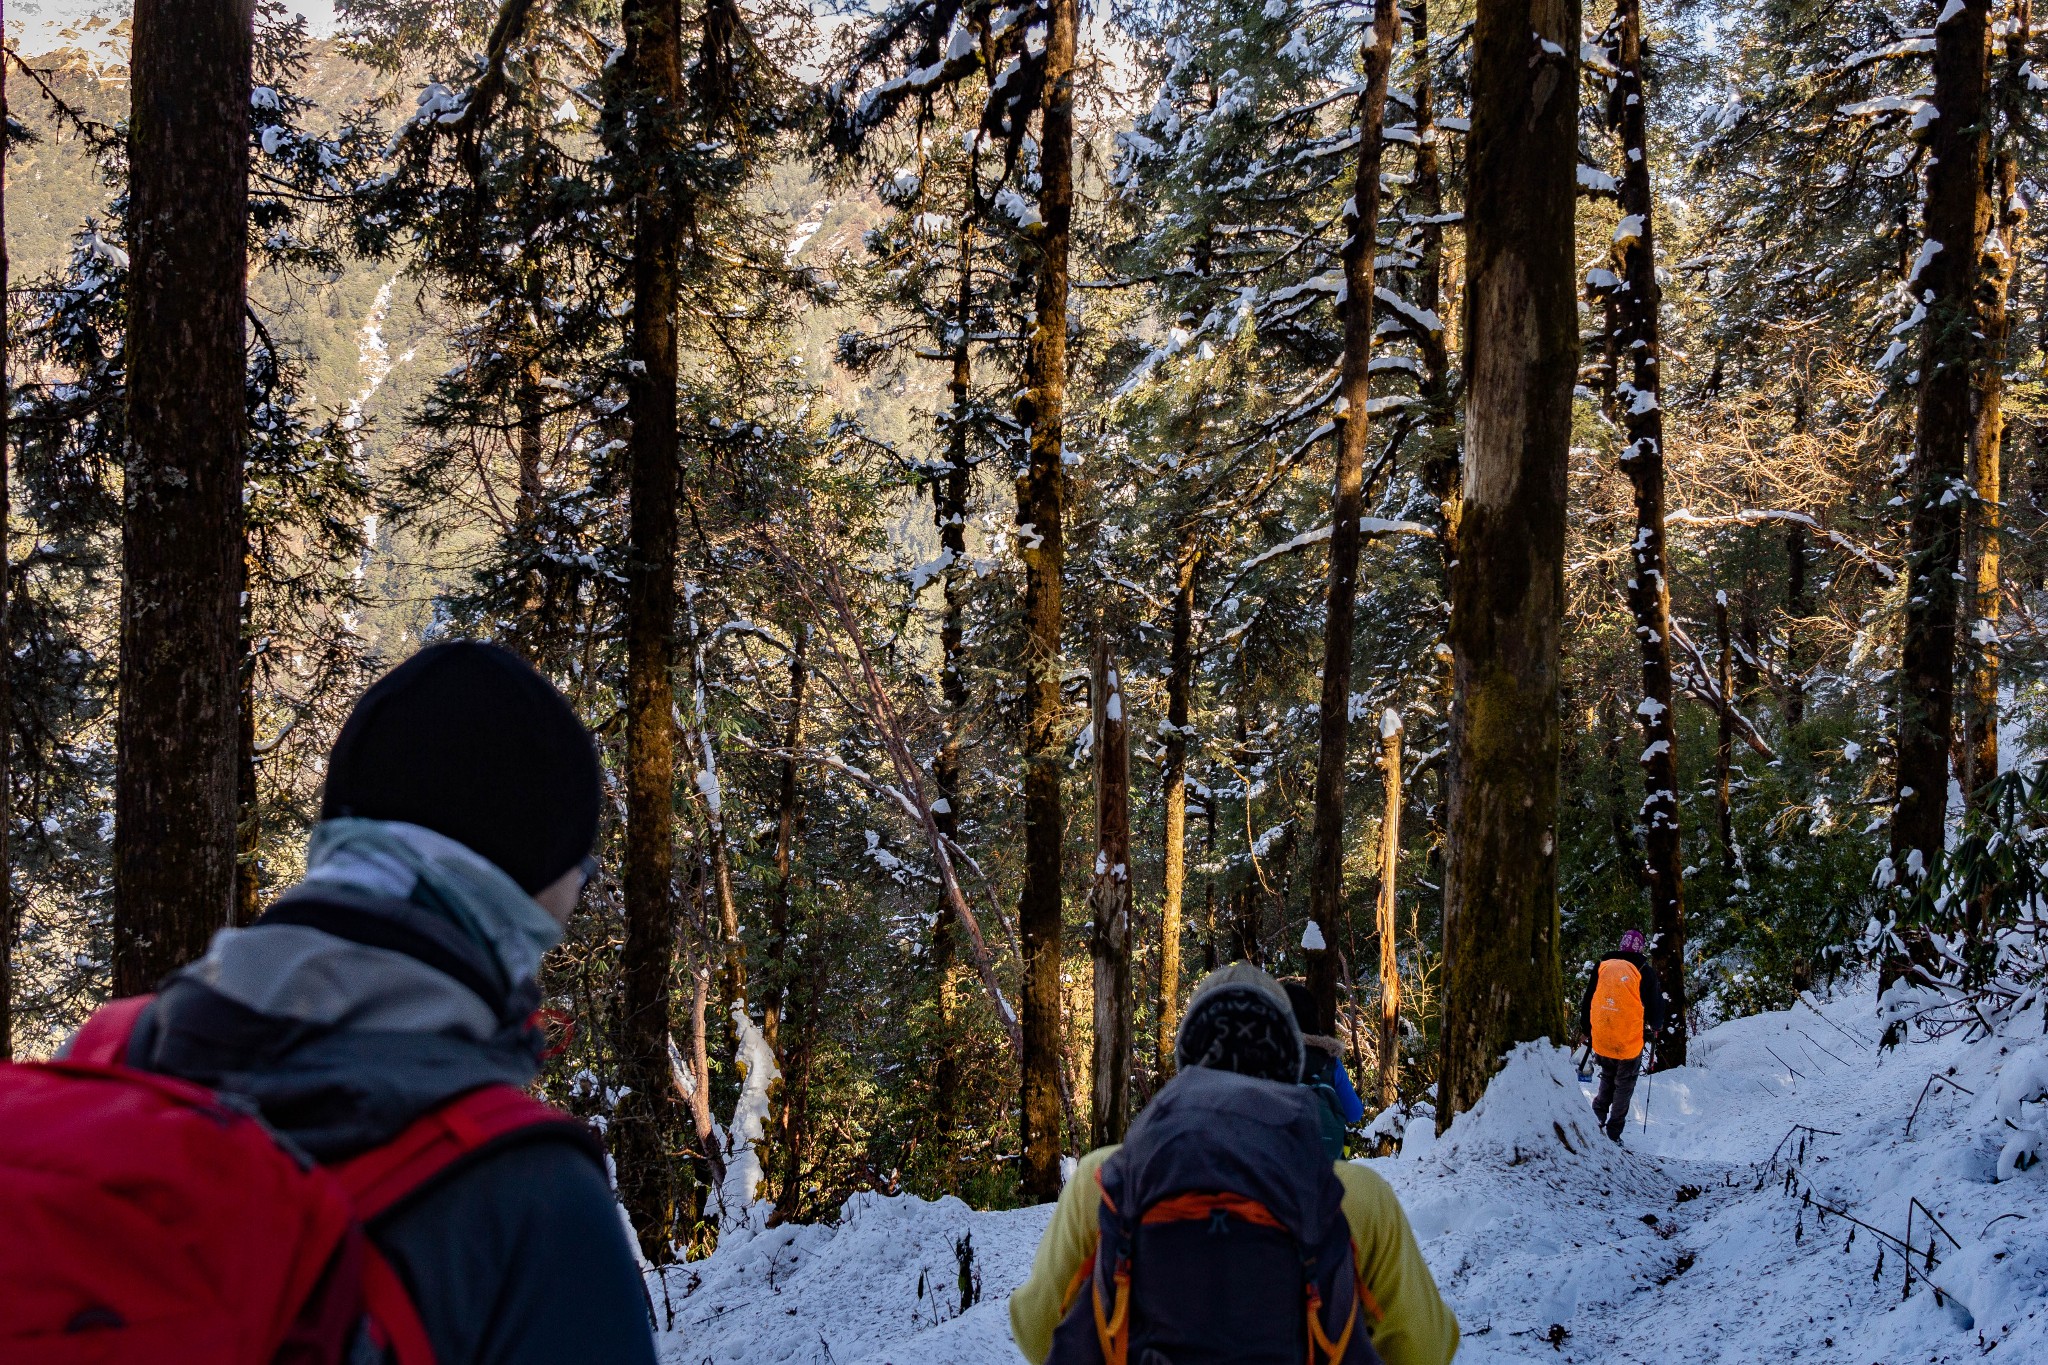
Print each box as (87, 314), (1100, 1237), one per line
(1665, 508), (1895, 584)
(1670, 620), (1779, 760)
(793, 547), (1024, 1060)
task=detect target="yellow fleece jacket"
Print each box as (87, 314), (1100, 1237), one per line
(1008, 1146), (1459, 1365)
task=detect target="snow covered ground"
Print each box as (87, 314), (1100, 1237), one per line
(648, 981), (2048, 1364)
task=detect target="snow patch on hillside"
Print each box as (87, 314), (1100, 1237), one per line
(648, 981), (2048, 1364)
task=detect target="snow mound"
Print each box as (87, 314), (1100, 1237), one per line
(1427, 1041), (1608, 1169)
(650, 1190), (1050, 1364)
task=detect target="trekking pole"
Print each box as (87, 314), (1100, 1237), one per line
(1641, 1047), (1654, 1134)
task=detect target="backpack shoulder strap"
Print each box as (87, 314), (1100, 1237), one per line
(66, 993), (156, 1065)
(334, 1083), (605, 1223)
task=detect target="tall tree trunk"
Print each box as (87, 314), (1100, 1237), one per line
(1406, 0), (1458, 557)
(1891, 0), (1991, 935)
(1156, 536), (1200, 1076)
(773, 913), (824, 1219)
(1088, 639), (1132, 1146)
(114, 0), (253, 996)
(1716, 594), (1736, 878)
(684, 607), (744, 1014)
(0, 20), (12, 1060)
(930, 181), (974, 1178)
(1603, 690), (1646, 887)
(513, 350), (546, 657)
(613, 0), (686, 1264)
(1374, 710), (1403, 1114)
(1608, 0), (1685, 1068)
(1784, 519), (1807, 728)
(1201, 781), (1218, 973)
(1436, 0), (1576, 1130)
(1962, 136), (2023, 813)
(236, 634), (259, 926)
(1305, 0), (1399, 1038)
(762, 627), (808, 1050)
(1015, 0), (1077, 1205)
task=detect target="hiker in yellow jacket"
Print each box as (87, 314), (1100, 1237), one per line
(1009, 964), (1459, 1365)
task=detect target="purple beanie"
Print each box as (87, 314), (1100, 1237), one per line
(1619, 929), (1647, 954)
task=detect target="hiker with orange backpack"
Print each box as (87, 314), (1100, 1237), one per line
(1008, 963), (1458, 1365)
(0, 642), (656, 1364)
(1575, 927), (1667, 1144)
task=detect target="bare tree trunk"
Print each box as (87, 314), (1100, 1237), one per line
(1608, 0), (1685, 1068)
(1306, 0), (1400, 1037)
(0, 23), (12, 1059)
(1407, 0), (1458, 557)
(1156, 536), (1199, 1076)
(513, 348), (546, 658)
(1784, 518), (1808, 728)
(762, 627), (808, 1050)
(613, 0), (686, 1264)
(773, 918), (824, 1219)
(1201, 783), (1218, 973)
(1088, 639), (1132, 1146)
(683, 606), (744, 1014)
(930, 182), (974, 1176)
(1016, 0), (1077, 1205)
(1601, 690), (1646, 888)
(1890, 0), (1991, 935)
(113, 0), (252, 996)
(236, 637), (259, 926)
(1437, 0), (1576, 1130)
(1716, 594), (1736, 877)
(1374, 711), (1403, 1113)
(1962, 137), (2023, 813)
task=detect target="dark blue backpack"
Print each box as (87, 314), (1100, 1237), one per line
(1046, 1066), (1384, 1365)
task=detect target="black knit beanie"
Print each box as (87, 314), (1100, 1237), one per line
(1175, 968), (1305, 1084)
(321, 640), (601, 893)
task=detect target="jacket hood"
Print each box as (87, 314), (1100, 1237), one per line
(127, 892), (545, 1162)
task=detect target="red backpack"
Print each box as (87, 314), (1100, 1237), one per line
(0, 995), (603, 1365)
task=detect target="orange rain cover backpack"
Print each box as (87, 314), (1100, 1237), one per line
(1590, 959), (1646, 1060)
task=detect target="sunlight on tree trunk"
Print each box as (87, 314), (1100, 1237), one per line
(1016, 0), (1078, 1205)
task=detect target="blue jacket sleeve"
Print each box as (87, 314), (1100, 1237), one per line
(1333, 1057), (1365, 1124)
(374, 1138), (658, 1365)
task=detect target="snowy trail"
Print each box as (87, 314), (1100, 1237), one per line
(650, 983), (2048, 1363)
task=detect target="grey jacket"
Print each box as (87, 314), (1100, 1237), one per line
(125, 889), (656, 1365)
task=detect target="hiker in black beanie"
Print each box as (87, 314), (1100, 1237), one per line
(111, 640), (656, 1365)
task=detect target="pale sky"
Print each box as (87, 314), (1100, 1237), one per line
(12, 2), (340, 54)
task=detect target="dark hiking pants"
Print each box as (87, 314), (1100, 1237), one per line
(1592, 1054), (1641, 1140)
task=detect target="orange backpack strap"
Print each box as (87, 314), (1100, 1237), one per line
(65, 994), (156, 1065)
(334, 1083), (605, 1223)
